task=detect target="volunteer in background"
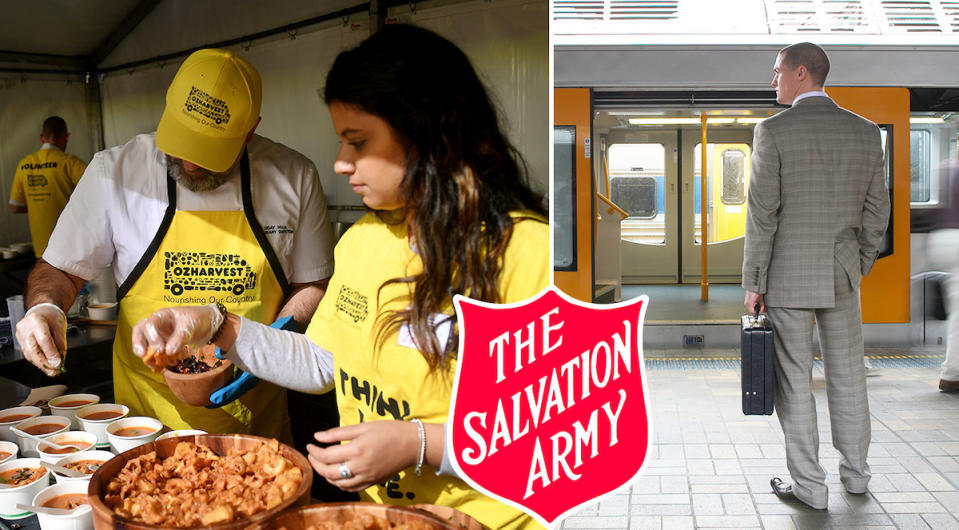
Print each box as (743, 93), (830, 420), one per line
(16, 49), (334, 439)
(10, 116), (87, 255)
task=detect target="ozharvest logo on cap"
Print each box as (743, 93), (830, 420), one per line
(184, 86), (232, 127)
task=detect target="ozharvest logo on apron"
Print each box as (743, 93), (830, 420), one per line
(162, 251), (258, 299)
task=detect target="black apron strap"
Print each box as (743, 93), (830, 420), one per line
(240, 149), (291, 298)
(117, 175), (177, 301)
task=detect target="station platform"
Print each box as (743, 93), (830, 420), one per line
(559, 346), (958, 529)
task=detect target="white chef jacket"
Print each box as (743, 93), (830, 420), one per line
(44, 133), (334, 286)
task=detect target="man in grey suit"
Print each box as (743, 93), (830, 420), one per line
(742, 42), (890, 510)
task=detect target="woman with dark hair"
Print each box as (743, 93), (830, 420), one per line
(133, 24), (547, 529)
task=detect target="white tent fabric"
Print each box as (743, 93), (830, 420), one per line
(0, 0), (547, 248)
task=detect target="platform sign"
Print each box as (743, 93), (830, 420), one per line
(449, 286), (651, 527)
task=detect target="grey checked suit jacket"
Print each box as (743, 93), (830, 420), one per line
(742, 96), (890, 308)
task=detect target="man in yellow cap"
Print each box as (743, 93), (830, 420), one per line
(15, 49), (334, 439)
(10, 116), (87, 256)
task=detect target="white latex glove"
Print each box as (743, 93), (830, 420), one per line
(17, 303), (68, 377)
(131, 304), (224, 371)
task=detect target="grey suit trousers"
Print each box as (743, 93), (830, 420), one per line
(766, 267), (871, 509)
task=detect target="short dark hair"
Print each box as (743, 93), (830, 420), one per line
(779, 42), (830, 86)
(41, 116), (68, 140)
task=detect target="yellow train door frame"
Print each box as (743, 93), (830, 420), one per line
(827, 87), (910, 324)
(554, 88), (593, 302)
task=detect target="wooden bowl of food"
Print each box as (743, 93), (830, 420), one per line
(251, 502), (471, 530)
(412, 504), (486, 530)
(159, 345), (234, 407)
(87, 434), (311, 529)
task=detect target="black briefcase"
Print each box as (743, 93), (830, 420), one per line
(741, 310), (775, 415)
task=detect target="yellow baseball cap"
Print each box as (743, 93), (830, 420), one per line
(156, 48), (261, 172)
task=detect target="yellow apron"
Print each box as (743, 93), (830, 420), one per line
(113, 151), (290, 438)
(306, 215), (544, 529)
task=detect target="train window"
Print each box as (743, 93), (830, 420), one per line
(608, 143), (666, 245)
(553, 126), (576, 270)
(694, 143), (752, 245)
(908, 114), (959, 208)
(721, 149), (746, 205)
(911, 129), (932, 203)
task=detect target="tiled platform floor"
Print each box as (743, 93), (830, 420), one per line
(560, 348), (959, 529)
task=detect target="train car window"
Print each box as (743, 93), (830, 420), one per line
(694, 143), (752, 244)
(910, 129), (932, 203)
(908, 115), (959, 209)
(721, 149), (746, 205)
(608, 143), (666, 245)
(553, 126), (577, 270)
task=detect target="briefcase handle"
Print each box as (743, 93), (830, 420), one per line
(746, 303), (768, 329)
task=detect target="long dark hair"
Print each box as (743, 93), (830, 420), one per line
(324, 24), (546, 372)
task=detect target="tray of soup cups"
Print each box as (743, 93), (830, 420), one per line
(32, 479), (94, 530)
(0, 441), (18, 464)
(49, 394), (100, 430)
(36, 431), (97, 464)
(0, 406), (42, 443)
(14, 415), (71, 458)
(0, 457), (50, 519)
(106, 417), (163, 454)
(75, 404), (129, 450)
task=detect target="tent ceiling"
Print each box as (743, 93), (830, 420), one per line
(0, 0), (369, 71)
(0, 0), (141, 59)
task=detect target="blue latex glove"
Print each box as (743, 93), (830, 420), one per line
(206, 315), (298, 408)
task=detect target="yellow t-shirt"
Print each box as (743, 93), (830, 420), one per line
(306, 212), (548, 530)
(10, 147), (87, 255)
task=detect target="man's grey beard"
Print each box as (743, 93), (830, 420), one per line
(166, 155), (233, 192)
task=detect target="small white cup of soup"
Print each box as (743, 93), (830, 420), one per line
(0, 457), (50, 519)
(106, 417), (163, 454)
(51, 451), (115, 485)
(32, 480), (94, 530)
(156, 429), (207, 442)
(36, 432), (97, 465)
(0, 406), (42, 443)
(14, 416), (71, 458)
(75, 404), (129, 449)
(49, 394), (100, 430)
(0, 441), (18, 464)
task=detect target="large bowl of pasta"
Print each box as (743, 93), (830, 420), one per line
(87, 434), (311, 529)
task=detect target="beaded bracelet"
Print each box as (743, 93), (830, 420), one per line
(412, 418), (426, 476)
(207, 302), (228, 345)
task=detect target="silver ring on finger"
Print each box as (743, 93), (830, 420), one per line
(339, 462), (353, 480)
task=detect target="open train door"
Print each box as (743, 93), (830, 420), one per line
(554, 88), (593, 301)
(827, 87), (910, 324)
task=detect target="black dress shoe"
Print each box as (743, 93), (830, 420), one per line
(940, 379), (959, 393)
(770, 477), (827, 510)
(770, 477), (797, 501)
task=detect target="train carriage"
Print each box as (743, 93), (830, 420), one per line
(554, 0), (959, 345)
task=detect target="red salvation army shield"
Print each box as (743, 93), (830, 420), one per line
(449, 286), (650, 527)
